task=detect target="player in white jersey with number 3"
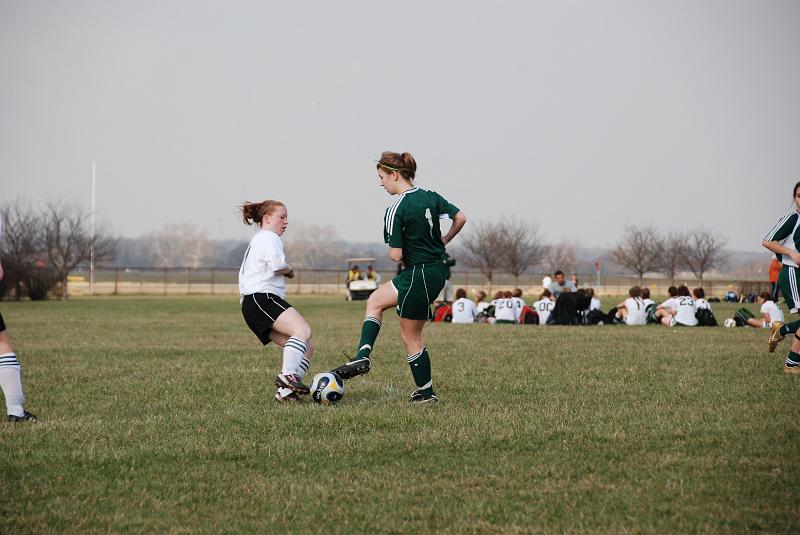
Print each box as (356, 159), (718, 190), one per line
(238, 200), (314, 403)
(451, 288), (478, 323)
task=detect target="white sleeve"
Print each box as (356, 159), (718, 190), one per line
(760, 303), (768, 314)
(267, 234), (288, 271)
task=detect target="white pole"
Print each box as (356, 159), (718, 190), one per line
(90, 163), (96, 296)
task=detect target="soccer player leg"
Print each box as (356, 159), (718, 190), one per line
(356, 281), (398, 360)
(270, 306), (312, 394)
(778, 266), (800, 314)
(400, 318), (436, 402)
(0, 330), (27, 419)
(785, 333), (800, 373)
(269, 331), (313, 398)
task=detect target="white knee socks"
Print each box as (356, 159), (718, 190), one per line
(0, 353), (25, 417)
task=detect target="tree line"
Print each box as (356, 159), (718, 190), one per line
(456, 219), (728, 288)
(0, 201), (116, 300)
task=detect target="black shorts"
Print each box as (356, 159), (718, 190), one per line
(0, 310), (5, 333)
(241, 293), (292, 345)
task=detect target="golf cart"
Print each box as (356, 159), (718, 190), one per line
(346, 257), (378, 301)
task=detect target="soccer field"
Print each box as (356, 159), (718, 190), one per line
(1, 295), (798, 534)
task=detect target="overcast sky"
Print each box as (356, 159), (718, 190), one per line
(2, 0), (799, 253)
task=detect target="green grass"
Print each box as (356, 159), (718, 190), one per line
(1, 296), (798, 534)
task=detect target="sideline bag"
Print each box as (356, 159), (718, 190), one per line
(695, 308), (718, 327)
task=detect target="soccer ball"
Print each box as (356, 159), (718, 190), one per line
(310, 372), (345, 405)
(724, 318), (736, 328)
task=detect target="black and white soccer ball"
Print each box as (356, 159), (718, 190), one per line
(310, 372), (345, 405)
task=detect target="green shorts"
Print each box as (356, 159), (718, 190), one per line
(392, 262), (447, 320)
(778, 265), (800, 313)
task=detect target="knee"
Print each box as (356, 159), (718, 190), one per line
(293, 324), (312, 341)
(0, 332), (13, 354)
(305, 338), (314, 359)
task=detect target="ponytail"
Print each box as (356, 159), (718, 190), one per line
(240, 200), (285, 226)
(377, 151), (417, 180)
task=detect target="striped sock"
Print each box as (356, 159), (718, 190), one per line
(787, 351), (800, 368)
(355, 316), (381, 360)
(282, 337), (308, 376)
(0, 353), (25, 417)
(296, 357), (311, 381)
(780, 320), (800, 337)
(407, 348), (433, 396)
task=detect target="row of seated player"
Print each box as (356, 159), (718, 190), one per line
(439, 285), (780, 327)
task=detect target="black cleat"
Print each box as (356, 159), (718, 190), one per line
(275, 373), (310, 395)
(330, 356), (371, 380)
(7, 411), (37, 422)
(409, 390), (438, 403)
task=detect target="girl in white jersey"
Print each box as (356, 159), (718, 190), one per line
(491, 291), (516, 324)
(613, 286), (647, 325)
(657, 285), (697, 327)
(744, 292), (785, 329)
(451, 288), (478, 323)
(763, 181), (800, 374)
(239, 200), (314, 403)
(533, 289), (555, 325)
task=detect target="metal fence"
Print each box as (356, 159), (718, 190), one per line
(65, 267), (770, 298)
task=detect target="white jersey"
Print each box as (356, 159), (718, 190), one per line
(660, 297), (678, 311)
(476, 301), (491, 314)
(533, 297), (555, 325)
(590, 297), (602, 311)
(451, 298), (477, 323)
(492, 298), (516, 322)
(239, 230), (288, 298)
(511, 297), (526, 322)
(761, 300), (784, 325)
(542, 276), (552, 289)
(674, 296), (698, 326)
(643, 298), (655, 310)
(624, 297), (647, 325)
(695, 298), (712, 311)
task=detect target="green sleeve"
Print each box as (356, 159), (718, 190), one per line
(433, 191), (460, 219)
(764, 213), (798, 242)
(384, 206), (404, 248)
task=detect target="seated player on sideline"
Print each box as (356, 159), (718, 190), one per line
(533, 289), (555, 325)
(693, 287), (711, 311)
(451, 288), (478, 324)
(654, 285), (698, 326)
(511, 288), (527, 323)
(0, 259), (37, 422)
(331, 151), (467, 403)
(611, 286), (647, 325)
(737, 292), (785, 329)
(238, 200), (314, 403)
(490, 291), (516, 324)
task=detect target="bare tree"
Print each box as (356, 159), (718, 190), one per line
(683, 229), (729, 286)
(498, 218), (546, 287)
(611, 225), (663, 283)
(44, 202), (116, 300)
(147, 223), (213, 268)
(460, 221), (506, 291)
(283, 223), (340, 268)
(0, 201), (44, 300)
(545, 240), (577, 276)
(659, 231), (688, 285)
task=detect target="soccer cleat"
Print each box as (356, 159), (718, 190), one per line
(274, 390), (301, 403)
(784, 365), (800, 375)
(275, 373), (310, 395)
(330, 356), (371, 380)
(7, 411), (37, 423)
(768, 321), (785, 353)
(410, 392), (439, 404)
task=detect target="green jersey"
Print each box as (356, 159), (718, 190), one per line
(384, 188), (460, 266)
(764, 210), (800, 267)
